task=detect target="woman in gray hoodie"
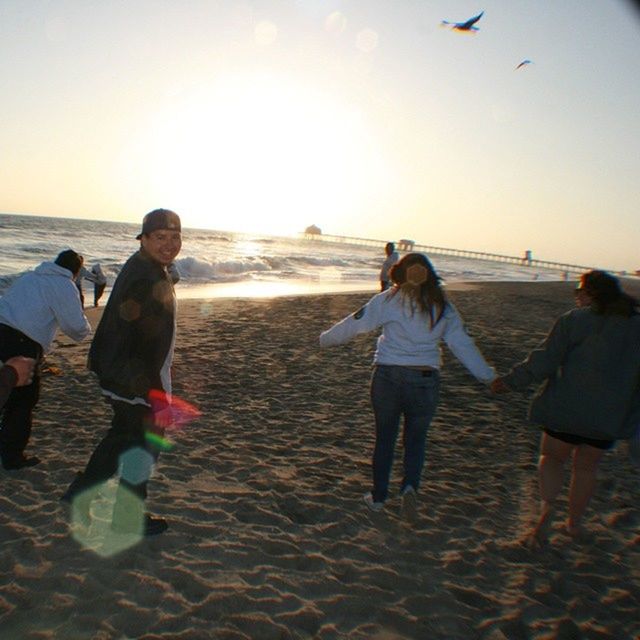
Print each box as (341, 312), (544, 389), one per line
(492, 271), (640, 545)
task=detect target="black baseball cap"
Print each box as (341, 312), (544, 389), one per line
(136, 209), (181, 240)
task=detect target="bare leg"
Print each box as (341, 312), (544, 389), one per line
(566, 444), (605, 536)
(528, 433), (574, 546)
(539, 433), (574, 504)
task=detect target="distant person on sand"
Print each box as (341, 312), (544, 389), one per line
(75, 261), (97, 309)
(492, 270), (640, 546)
(380, 242), (399, 291)
(320, 253), (496, 516)
(89, 263), (107, 307)
(0, 250), (91, 470)
(62, 209), (182, 537)
(75, 263), (107, 309)
(0, 357), (36, 410)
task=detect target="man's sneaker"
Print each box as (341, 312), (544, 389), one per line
(363, 492), (384, 512)
(400, 485), (418, 521)
(2, 455), (41, 470)
(112, 514), (168, 537)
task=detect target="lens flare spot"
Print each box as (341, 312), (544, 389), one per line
(119, 299), (140, 322)
(325, 11), (347, 35)
(153, 280), (170, 302)
(119, 447), (155, 486)
(145, 430), (175, 451)
(69, 481), (145, 557)
(356, 28), (379, 53)
(148, 389), (202, 428)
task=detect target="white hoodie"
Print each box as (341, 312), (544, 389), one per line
(319, 289), (495, 383)
(0, 262), (91, 352)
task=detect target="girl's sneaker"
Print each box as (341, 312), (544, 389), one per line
(363, 492), (384, 512)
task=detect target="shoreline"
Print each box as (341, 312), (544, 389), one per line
(168, 278), (640, 302)
(173, 274), (639, 301)
(172, 277), (562, 301)
(2, 280), (638, 640)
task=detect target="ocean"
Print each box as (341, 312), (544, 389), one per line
(0, 212), (563, 300)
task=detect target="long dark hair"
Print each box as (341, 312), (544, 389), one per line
(389, 253), (447, 327)
(580, 270), (638, 317)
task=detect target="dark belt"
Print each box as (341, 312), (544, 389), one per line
(375, 364), (436, 377)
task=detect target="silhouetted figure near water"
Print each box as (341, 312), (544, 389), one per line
(90, 264), (107, 307)
(380, 242), (399, 292)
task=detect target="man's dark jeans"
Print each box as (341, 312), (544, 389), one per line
(74, 399), (159, 500)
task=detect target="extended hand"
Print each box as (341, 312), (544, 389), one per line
(6, 356), (37, 386)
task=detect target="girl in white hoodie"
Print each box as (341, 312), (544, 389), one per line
(320, 253), (495, 514)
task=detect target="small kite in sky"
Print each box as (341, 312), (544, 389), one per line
(516, 60), (532, 70)
(441, 11), (484, 32)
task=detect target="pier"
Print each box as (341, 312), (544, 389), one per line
(301, 232), (606, 277)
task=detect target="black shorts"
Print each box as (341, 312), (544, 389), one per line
(543, 427), (614, 451)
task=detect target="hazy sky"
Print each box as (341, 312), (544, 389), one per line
(1, 1), (638, 270)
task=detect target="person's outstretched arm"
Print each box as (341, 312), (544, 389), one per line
(52, 282), (92, 342)
(500, 314), (572, 390)
(442, 304), (496, 383)
(319, 294), (384, 348)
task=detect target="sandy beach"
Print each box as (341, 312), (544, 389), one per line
(1, 281), (639, 640)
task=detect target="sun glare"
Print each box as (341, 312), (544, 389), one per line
(127, 74), (389, 236)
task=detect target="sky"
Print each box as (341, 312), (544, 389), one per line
(1, 1), (639, 272)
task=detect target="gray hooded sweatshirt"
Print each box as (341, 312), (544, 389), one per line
(502, 307), (640, 440)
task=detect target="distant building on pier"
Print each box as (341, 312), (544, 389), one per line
(397, 239), (415, 251)
(304, 224), (322, 236)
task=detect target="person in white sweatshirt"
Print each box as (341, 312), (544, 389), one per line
(320, 253), (495, 515)
(0, 250), (91, 469)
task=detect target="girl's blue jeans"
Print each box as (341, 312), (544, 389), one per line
(370, 365), (440, 503)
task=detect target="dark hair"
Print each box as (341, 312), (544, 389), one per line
(385, 242), (395, 253)
(389, 253), (447, 327)
(55, 249), (84, 276)
(580, 270), (638, 316)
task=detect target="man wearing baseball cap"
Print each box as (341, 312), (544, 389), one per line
(135, 208), (181, 240)
(62, 209), (182, 536)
